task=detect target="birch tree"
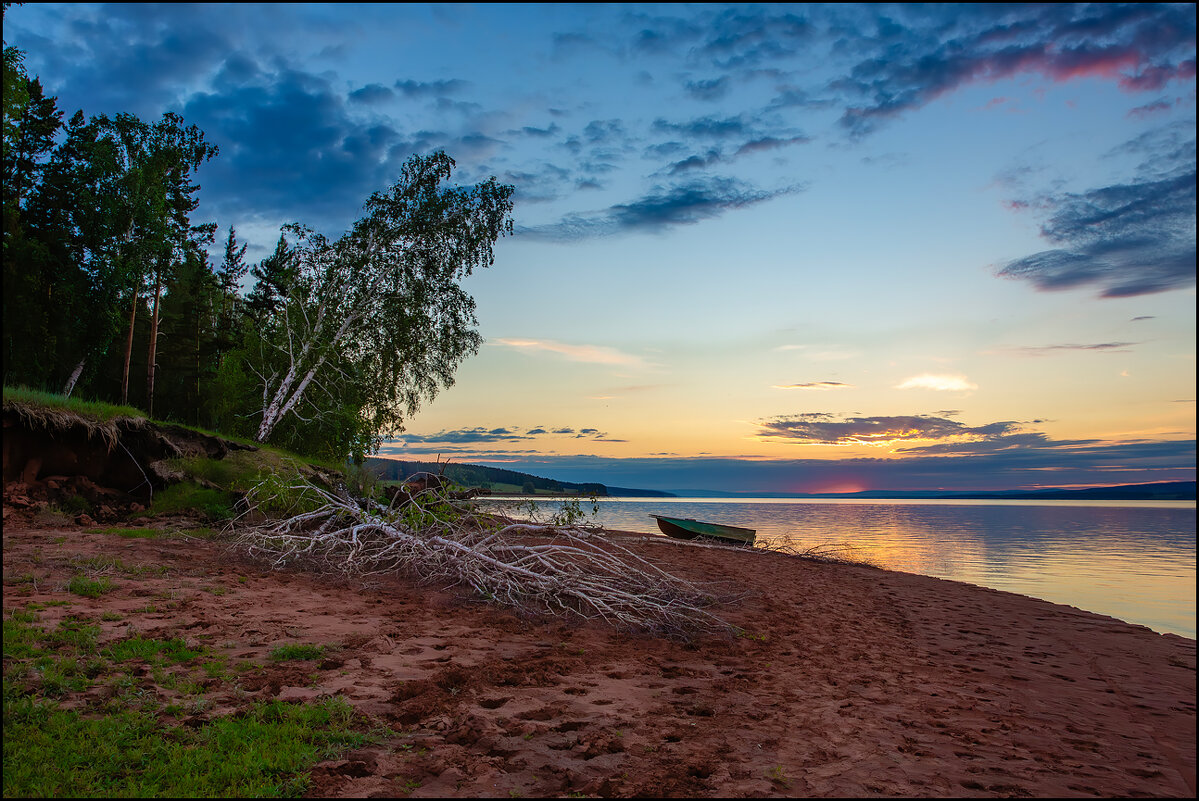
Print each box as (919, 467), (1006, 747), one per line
(251, 152), (514, 454)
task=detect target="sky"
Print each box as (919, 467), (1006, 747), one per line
(8, 3), (1197, 493)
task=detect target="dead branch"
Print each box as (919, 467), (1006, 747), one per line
(233, 479), (731, 636)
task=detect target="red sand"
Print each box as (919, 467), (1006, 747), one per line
(2, 518), (1194, 798)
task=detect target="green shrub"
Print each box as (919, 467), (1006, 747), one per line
(269, 644), (326, 662)
(66, 576), (113, 599)
(149, 483), (235, 520)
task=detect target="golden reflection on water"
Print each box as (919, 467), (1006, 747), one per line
(485, 497), (1197, 639)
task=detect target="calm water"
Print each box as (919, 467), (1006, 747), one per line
(479, 497), (1197, 639)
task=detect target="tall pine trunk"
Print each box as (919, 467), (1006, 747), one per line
(146, 272), (163, 419)
(120, 291), (138, 406)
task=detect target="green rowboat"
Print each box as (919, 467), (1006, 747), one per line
(649, 514), (756, 546)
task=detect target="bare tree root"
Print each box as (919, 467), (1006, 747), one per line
(233, 480), (732, 636)
(755, 534), (874, 565)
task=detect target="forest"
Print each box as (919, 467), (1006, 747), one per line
(1, 9), (513, 463)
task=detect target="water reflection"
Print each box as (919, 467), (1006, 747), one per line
(478, 497), (1197, 639)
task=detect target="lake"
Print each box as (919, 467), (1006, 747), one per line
(478, 497), (1197, 639)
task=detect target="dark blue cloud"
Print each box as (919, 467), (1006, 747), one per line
(396, 427), (529, 444)
(829, 4), (1196, 137)
(392, 426), (613, 445)
(652, 114), (749, 140)
(998, 169), (1196, 298)
(684, 76), (730, 101)
(348, 83), (394, 104)
(520, 176), (804, 240)
(181, 63), (408, 230)
(393, 78), (469, 97)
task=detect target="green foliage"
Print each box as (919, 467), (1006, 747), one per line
(249, 152), (515, 457)
(3, 6), (515, 464)
(148, 482), (236, 520)
(66, 575), (114, 599)
(269, 643), (326, 662)
(3, 697), (380, 798)
(102, 636), (199, 665)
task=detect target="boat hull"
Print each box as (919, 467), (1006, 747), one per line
(650, 514), (756, 546)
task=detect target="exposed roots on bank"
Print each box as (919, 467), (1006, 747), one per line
(233, 481), (730, 636)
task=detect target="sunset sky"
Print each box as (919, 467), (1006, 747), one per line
(9, 3), (1196, 492)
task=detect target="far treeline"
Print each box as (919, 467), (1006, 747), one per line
(365, 458), (676, 498)
(2, 8), (513, 463)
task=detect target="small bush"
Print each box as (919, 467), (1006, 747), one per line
(150, 483), (235, 520)
(269, 643), (326, 662)
(66, 576), (113, 599)
(103, 636), (200, 665)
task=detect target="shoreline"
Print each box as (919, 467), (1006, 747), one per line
(3, 516), (1195, 797)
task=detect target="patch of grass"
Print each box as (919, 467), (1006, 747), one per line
(58, 494), (92, 515)
(767, 765), (792, 788)
(71, 554), (125, 571)
(34, 505), (73, 527)
(269, 643), (326, 662)
(102, 636), (200, 665)
(42, 619), (101, 653)
(100, 611), (124, 622)
(96, 527), (163, 539)
(149, 482), (237, 520)
(66, 575), (114, 599)
(2, 385), (145, 423)
(3, 696), (387, 797)
(3, 617), (46, 659)
(201, 658), (229, 680)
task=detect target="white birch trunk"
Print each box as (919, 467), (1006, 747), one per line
(62, 359), (86, 398)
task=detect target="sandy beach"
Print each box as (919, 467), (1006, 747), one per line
(2, 514), (1194, 798)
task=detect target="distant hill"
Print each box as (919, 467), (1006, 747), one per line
(667, 481), (1196, 501)
(935, 481), (1196, 501)
(364, 458), (675, 498)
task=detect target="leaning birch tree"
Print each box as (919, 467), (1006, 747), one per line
(251, 152), (514, 454)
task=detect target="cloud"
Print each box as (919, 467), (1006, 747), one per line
(389, 425), (617, 447)
(684, 77), (730, 100)
(1001, 342), (1138, 356)
(997, 167), (1196, 298)
(348, 83), (394, 104)
(396, 427), (532, 445)
(830, 4), (1197, 137)
(178, 61), (446, 232)
(519, 176), (804, 240)
(757, 413), (1008, 446)
(733, 135), (812, 156)
(1127, 98), (1178, 118)
(772, 381), (854, 390)
(895, 374), (978, 391)
(393, 78), (469, 97)
(493, 338), (648, 367)
(652, 114), (750, 140)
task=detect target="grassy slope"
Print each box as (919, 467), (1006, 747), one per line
(2, 386), (396, 796)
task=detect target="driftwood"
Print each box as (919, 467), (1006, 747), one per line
(234, 479), (730, 635)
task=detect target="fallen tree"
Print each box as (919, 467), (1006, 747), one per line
(233, 479), (732, 636)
